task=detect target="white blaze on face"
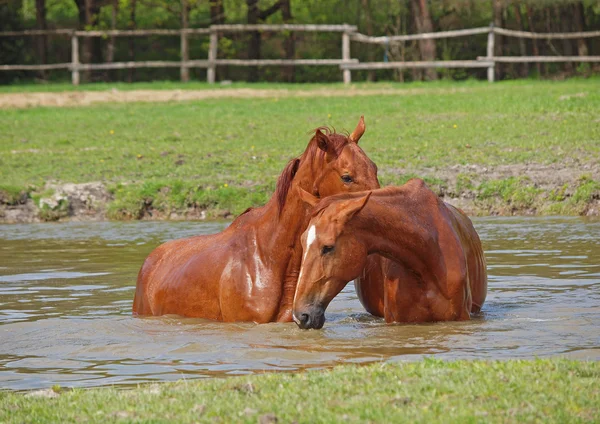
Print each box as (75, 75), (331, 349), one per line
(293, 224), (318, 320)
(305, 225), (317, 259)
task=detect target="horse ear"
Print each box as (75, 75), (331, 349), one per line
(340, 192), (372, 223)
(315, 129), (330, 153)
(298, 187), (319, 207)
(349, 116), (365, 144)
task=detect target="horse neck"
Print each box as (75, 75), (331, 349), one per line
(346, 190), (447, 283)
(253, 157), (320, 260)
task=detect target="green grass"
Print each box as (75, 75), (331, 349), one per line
(1, 79), (599, 218)
(1, 359), (597, 423)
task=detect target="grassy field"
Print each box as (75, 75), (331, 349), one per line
(1, 79), (599, 220)
(1, 359), (598, 423)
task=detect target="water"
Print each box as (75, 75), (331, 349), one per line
(0, 217), (599, 391)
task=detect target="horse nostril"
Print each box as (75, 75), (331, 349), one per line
(300, 313), (310, 326)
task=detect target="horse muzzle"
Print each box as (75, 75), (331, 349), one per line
(293, 306), (325, 330)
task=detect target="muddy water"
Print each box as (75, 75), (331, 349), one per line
(0, 217), (599, 390)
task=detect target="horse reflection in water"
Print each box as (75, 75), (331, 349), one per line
(133, 117), (380, 323)
(293, 178), (488, 329)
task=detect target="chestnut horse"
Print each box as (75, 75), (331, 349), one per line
(133, 117), (380, 323)
(293, 178), (487, 329)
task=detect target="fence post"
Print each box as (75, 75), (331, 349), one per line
(207, 28), (217, 84)
(71, 32), (80, 86)
(180, 29), (189, 82)
(487, 23), (495, 83)
(342, 26), (351, 84)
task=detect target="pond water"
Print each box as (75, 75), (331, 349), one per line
(0, 217), (599, 390)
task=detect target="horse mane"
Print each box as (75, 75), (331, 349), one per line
(275, 158), (300, 215)
(302, 127), (350, 170)
(275, 127), (351, 216)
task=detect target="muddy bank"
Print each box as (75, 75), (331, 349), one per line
(1, 163), (599, 224)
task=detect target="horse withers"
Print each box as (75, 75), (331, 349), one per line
(133, 117), (381, 323)
(293, 178), (487, 329)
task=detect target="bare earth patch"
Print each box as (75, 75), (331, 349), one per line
(404, 161), (600, 193)
(0, 86), (472, 109)
(1, 162), (598, 224)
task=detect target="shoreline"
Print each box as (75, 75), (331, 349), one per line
(1, 164), (599, 224)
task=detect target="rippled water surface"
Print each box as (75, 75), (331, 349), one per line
(1, 217), (599, 390)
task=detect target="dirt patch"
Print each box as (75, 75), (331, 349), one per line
(402, 161), (600, 194)
(0, 182), (112, 224)
(0, 86), (472, 109)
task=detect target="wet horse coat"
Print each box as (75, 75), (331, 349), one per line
(293, 179), (487, 329)
(133, 118), (380, 322)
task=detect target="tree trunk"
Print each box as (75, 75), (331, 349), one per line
(573, 1), (589, 73)
(181, 0), (189, 82)
(106, 0), (118, 81)
(246, 0), (260, 82)
(281, 0), (295, 82)
(544, 7), (553, 78)
(361, 0), (375, 82)
(210, 0), (225, 24)
(246, 0), (284, 82)
(513, 2), (528, 78)
(84, 0), (103, 81)
(210, 0), (226, 80)
(525, 5), (541, 76)
(409, 2), (421, 82)
(411, 0), (437, 81)
(128, 0), (136, 83)
(73, 0), (104, 82)
(35, 0), (48, 81)
(556, 5), (573, 74)
(492, 0), (503, 80)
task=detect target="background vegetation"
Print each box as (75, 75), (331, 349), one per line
(1, 0), (599, 84)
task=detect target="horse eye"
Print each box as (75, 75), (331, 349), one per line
(321, 245), (335, 255)
(341, 175), (353, 184)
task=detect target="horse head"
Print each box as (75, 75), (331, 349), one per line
(274, 116), (379, 216)
(310, 116), (380, 198)
(293, 190), (372, 329)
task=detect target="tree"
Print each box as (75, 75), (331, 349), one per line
(492, 0), (503, 80)
(361, 0), (375, 81)
(246, 0), (288, 82)
(35, 0), (48, 80)
(410, 0), (437, 81)
(281, 0), (294, 82)
(210, 0), (225, 24)
(73, 0), (109, 82)
(128, 0), (137, 82)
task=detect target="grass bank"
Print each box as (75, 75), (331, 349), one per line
(1, 79), (599, 222)
(1, 359), (598, 423)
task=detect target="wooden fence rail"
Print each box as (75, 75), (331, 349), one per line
(0, 24), (598, 85)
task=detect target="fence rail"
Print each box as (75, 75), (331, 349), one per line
(1, 24), (598, 85)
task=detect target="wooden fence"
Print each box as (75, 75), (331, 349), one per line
(1, 24), (599, 85)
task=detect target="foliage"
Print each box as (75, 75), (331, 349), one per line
(0, 359), (598, 423)
(1, 0), (599, 83)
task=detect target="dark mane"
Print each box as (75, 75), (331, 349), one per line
(275, 158), (300, 215)
(275, 127), (351, 215)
